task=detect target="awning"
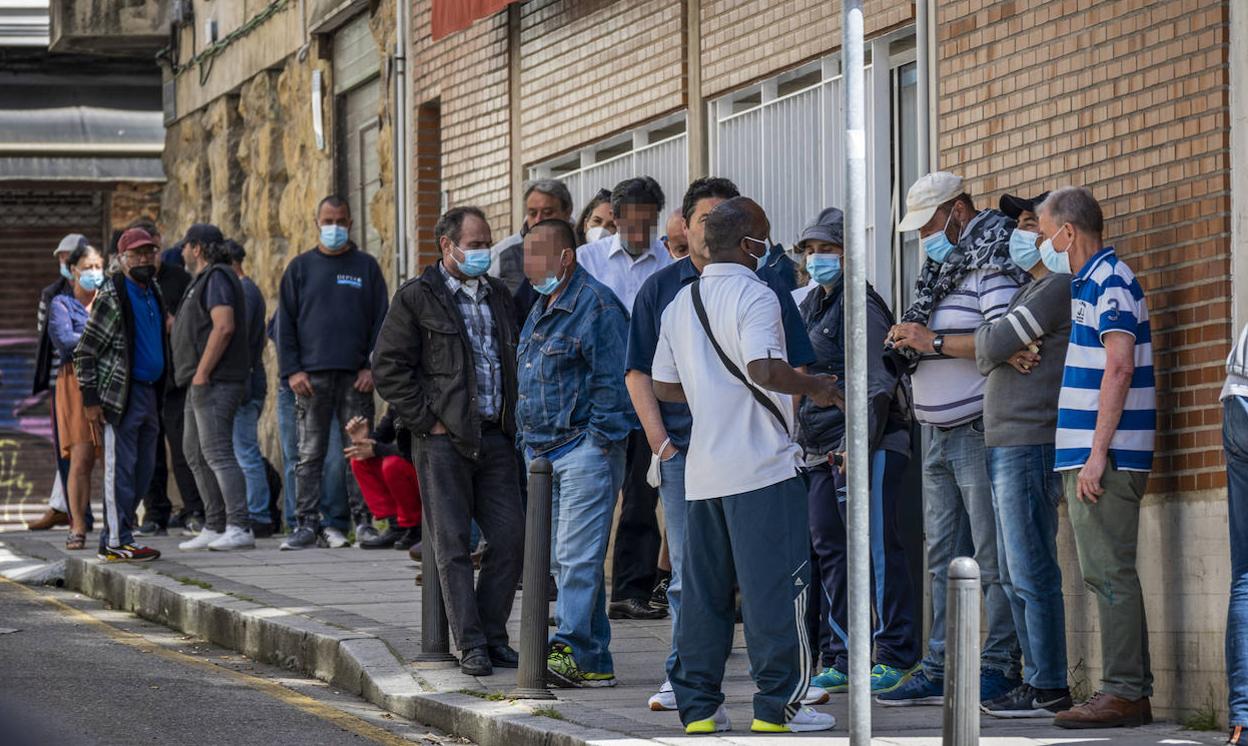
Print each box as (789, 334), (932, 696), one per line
(431, 0), (519, 41)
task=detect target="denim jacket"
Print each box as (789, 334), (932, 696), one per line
(516, 265), (632, 455)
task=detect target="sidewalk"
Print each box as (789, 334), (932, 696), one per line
(0, 531), (1223, 746)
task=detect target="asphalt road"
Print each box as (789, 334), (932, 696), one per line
(0, 580), (468, 746)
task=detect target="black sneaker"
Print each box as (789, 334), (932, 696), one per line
(134, 521), (167, 537)
(393, 526), (420, 550)
(982, 683), (1073, 718)
(360, 524), (403, 549)
(649, 572), (671, 609)
(98, 544), (161, 563)
(280, 525), (317, 551)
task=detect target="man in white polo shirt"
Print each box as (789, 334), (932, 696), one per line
(879, 172), (1026, 706)
(652, 196), (838, 735)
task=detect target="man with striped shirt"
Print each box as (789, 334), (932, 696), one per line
(1038, 187), (1157, 729)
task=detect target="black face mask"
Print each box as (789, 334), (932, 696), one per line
(129, 265), (156, 285)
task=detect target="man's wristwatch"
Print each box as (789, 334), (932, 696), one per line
(932, 334), (946, 355)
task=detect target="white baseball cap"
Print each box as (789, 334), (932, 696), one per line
(897, 172), (965, 233)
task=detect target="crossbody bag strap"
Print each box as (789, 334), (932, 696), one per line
(690, 280), (789, 436)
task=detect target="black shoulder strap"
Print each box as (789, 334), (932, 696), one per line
(690, 280), (789, 435)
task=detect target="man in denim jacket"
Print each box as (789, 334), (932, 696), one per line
(516, 219), (632, 688)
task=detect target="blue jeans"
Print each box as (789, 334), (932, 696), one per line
(100, 383), (160, 550)
(233, 398), (271, 526)
(277, 386), (348, 531)
(1225, 395), (1248, 726)
(532, 437), (626, 674)
(659, 450), (688, 677)
(921, 419), (1019, 680)
(987, 443), (1067, 689)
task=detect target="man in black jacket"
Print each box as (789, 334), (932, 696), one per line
(373, 206), (524, 678)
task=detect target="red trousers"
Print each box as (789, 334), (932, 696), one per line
(350, 456), (422, 528)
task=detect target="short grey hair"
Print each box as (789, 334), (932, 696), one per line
(1037, 186), (1103, 237)
(523, 179), (573, 215)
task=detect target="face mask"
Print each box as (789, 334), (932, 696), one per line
(77, 268), (105, 291)
(129, 264), (156, 285)
(585, 226), (609, 243)
(806, 253), (842, 285)
(531, 251), (569, 296)
(922, 210), (957, 263)
(60, 263), (74, 281)
(1008, 229), (1041, 272)
(320, 225), (349, 250)
(455, 245), (491, 278)
(1039, 227), (1073, 274)
(743, 237), (769, 271)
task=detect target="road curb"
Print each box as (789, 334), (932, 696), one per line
(5, 541), (637, 746)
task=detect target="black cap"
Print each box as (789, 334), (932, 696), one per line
(998, 192), (1050, 220)
(797, 207), (844, 248)
(183, 223), (225, 246)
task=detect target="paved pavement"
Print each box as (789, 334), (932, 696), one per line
(3, 530), (1229, 745)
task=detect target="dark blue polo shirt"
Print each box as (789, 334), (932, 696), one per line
(126, 276), (164, 383)
(625, 256), (815, 450)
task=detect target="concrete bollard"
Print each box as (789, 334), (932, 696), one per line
(942, 556), (981, 746)
(511, 457), (555, 699)
(415, 514), (456, 663)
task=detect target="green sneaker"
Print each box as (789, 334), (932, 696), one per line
(545, 643), (585, 688)
(871, 663), (918, 694)
(581, 672), (617, 688)
(811, 666), (848, 692)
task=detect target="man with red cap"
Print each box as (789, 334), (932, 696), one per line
(74, 226), (171, 562)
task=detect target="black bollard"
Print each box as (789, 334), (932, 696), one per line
(416, 513), (456, 663)
(510, 457), (555, 699)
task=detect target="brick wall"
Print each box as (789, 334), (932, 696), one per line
(938, 0), (1232, 495)
(109, 182), (163, 232)
(517, 0), (684, 164)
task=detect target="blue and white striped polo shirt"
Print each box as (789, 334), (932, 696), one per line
(1056, 247), (1155, 472)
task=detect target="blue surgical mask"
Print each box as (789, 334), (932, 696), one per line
(455, 246), (491, 278)
(743, 237), (769, 271)
(77, 268), (105, 291)
(1039, 225), (1072, 274)
(320, 225), (349, 250)
(531, 251), (570, 296)
(922, 232), (955, 263)
(1008, 229), (1041, 272)
(806, 253), (842, 285)
(59, 263), (73, 281)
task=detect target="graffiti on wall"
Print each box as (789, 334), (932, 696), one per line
(0, 334), (56, 526)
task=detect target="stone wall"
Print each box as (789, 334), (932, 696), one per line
(108, 183), (163, 231)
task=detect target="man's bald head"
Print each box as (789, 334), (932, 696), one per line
(704, 196), (770, 264)
(664, 209), (688, 259)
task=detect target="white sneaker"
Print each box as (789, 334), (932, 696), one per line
(648, 680), (676, 711)
(784, 706), (837, 732)
(208, 524), (255, 551)
(320, 526), (350, 548)
(685, 705), (731, 735)
(802, 685), (830, 705)
(179, 528), (223, 550)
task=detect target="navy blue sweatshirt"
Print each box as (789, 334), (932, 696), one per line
(277, 244), (389, 378)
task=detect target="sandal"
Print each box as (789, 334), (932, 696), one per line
(65, 533), (86, 550)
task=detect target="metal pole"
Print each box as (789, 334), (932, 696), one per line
(416, 514), (456, 663)
(511, 457), (555, 699)
(842, 2), (871, 744)
(915, 0), (930, 176)
(942, 557), (981, 746)
(394, 0), (411, 280)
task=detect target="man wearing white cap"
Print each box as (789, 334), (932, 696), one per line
(877, 172), (1027, 706)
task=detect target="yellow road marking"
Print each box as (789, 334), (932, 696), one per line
(0, 576), (417, 746)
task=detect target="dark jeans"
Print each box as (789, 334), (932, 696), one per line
(144, 384), (203, 524)
(412, 426), (523, 652)
(294, 371), (372, 524)
(810, 450), (920, 672)
(670, 476), (811, 726)
(1225, 395), (1248, 726)
(184, 382), (249, 532)
(100, 382), (160, 551)
(611, 429), (661, 602)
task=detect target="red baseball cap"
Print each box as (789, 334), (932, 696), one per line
(117, 227), (160, 253)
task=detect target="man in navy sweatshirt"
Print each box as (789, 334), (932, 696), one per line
(278, 195), (389, 550)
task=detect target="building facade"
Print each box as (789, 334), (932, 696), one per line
(57, 0), (1245, 721)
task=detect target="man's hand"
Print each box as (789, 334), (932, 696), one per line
(192, 371), (209, 386)
(354, 368), (374, 393)
(889, 322), (937, 354)
(1007, 348), (1042, 374)
(344, 439), (376, 461)
(647, 432), (679, 461)
(344, 415), (370, 443)
(85, 405), (103, 426)
(430, 420), (448, 436)
(831, 451), (847, 475)
(806, 373), (843, 409)
(289, 371), (314, 398)
(1076, 452), (1107, 503)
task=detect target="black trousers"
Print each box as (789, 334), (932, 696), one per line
(610, 429), (661, 602)
(143, 384), (203, 524)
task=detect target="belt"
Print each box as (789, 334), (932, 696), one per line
(935, 416), (980, 433)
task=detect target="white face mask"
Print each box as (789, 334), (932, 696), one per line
(743, 236), (769, 271)
(586, 225), (609, 243)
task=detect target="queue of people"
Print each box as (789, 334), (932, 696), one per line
(25, 166), (1248, 743)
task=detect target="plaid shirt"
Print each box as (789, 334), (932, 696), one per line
(74, 272), (167, 424)
(440, 263), (502, 421)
